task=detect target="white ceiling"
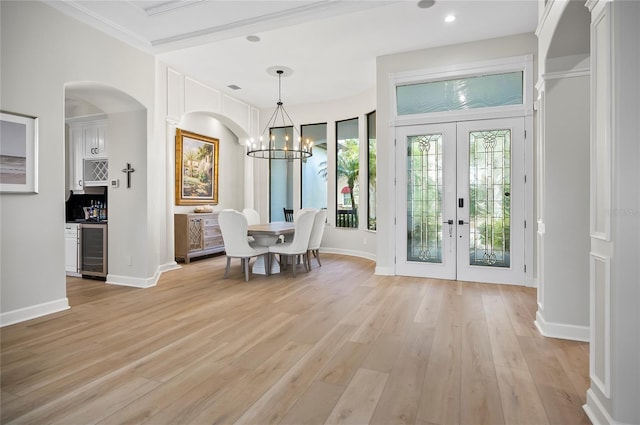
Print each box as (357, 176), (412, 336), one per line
(50, 0), (538, 108)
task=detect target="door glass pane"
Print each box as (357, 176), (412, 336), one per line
(407, 133), (443, 263)
(469, 129), (511, 267)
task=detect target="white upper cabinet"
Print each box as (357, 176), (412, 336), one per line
(83, 120), (107, 158)
(67, 117), (109, 191)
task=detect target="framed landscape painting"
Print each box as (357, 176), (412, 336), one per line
(175, 128), (219, 205)
(0, 111), (38, 193)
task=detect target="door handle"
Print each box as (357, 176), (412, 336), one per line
(458, 220), (469, 225)
(443, 219), (454, 237)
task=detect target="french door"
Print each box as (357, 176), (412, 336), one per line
(395, 118), (525, 285)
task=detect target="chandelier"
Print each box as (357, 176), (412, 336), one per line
(246, 68), (313, 160)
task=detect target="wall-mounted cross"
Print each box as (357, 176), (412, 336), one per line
(121, 163), (135, 188)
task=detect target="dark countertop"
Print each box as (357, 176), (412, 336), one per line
(67, 219), (108, 225)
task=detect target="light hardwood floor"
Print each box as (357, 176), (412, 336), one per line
(1, 254), (590, 425)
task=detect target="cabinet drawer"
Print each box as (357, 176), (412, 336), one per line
(203, 227), (221, 238)
(204, 236), (224, 248)
(204, 217), (218, 227)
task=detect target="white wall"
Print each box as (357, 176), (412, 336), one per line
(376, 33), (538, 275)
(0, 1), (156, 323)
(252, 89), (377, 260)
(537, 74), (590, 336)
(533, 0), (592, 341)
(106, 110), (150, 280)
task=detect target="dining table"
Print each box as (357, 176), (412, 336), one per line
(247, 222), (295, 274)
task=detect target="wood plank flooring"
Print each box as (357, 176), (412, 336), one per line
(1, 254), (591, 425)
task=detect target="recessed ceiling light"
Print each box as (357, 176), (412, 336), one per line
(246, 35), (260, 42)
(417, 0), (435, 8)
(444, 14), (456, 23)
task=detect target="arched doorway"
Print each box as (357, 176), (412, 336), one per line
(534, 1), (591, 341)
(64, 82), (147, 287)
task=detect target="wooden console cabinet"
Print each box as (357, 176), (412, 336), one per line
(174, 213), (224, 263)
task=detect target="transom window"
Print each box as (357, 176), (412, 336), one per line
(396, 71), (523, 116)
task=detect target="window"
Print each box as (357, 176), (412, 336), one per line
(301, 123), (327, 210)
(269, 126), (294, 221)
(396, 71), (523, 115)
(336, 118), (359, 228)
(367, 111), (376, 230)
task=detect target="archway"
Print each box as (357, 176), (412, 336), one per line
(535, 2), (591, 340)
(64, 82), (149, 287)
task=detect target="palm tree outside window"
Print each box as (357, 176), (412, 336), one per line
(336, 118), (359, 228)
(367, 111), (376, 230)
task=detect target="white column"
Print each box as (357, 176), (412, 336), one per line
(584, 1), (640, 424)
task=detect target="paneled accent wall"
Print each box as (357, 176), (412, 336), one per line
(588, 1), (613, 407)
(590, 5), (612, 241)
(167, 68), (184, 122)
(584, 1), (640, 424)
(185, 77), (222, 113)
(222, 94), (251, 133)
(165, 67), (258, 142)
(589, 252), (610, 398)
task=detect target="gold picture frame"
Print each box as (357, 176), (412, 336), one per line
(175, 128), (219, 205)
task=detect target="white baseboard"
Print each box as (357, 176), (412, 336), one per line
(158, 261), (181, 274)
(106, 261), (181, 288)
(584, 389), (632, 425)
(321, 247), (376, 262)
(106, 274), (156, 288)
(0, 298), (69, 327)
(534, 309), (590, 342)
(1, 262), (182, 326)
(374, 266), (394, 275)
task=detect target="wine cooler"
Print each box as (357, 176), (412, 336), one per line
(80, 223), (107, 278)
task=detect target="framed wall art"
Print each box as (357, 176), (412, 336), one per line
(175, 128), (219, 205)
(0, 111), (38, 193)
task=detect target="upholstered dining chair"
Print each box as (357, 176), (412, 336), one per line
(307, 209), (327, 269)
(287, 208), (317, 243)
(269, 209), (316, 277)
(219, 209), (269, 282)
(242, 208), (261, 243)
(242, 208), (261, 225)
(293, 207), (318, 222)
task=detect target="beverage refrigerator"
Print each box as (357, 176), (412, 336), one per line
(80, 223), (107, 278)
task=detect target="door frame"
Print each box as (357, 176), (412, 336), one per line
(388, 55), (535, 286)
(395, 118), (526, 284)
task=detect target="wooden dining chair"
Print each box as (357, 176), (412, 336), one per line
(283, 208), (294, 222)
